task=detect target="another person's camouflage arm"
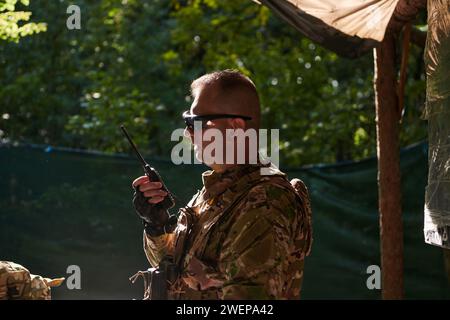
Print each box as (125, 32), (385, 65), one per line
(143, 233), (175, 268)
(219, 183), (308, 299)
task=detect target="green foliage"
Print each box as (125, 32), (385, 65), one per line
(0, 0), (46, 42)
(0, 0), (427, 166)
(165, 0), (426, 165)
(0, 0), (84, 148)
(65, 0), (183, 154)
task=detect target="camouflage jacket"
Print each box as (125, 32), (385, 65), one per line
(0, 261), (64, 300)
(143, 163), (312, 299)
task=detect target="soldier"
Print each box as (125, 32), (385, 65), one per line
(0, 261), (64, 300)
(132, 70), (312, 299)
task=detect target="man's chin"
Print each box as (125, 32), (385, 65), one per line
(195, 151), (218, 168)
(194, 148), (226, 168)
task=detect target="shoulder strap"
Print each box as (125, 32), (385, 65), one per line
(288, 178), (313, 256)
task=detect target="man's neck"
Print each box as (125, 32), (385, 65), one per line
(210, 163), (239, 173)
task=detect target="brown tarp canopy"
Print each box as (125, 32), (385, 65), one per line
(256, 0), (399, 58)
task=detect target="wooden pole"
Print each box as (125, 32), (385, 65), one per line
(373, 31), (404, 299)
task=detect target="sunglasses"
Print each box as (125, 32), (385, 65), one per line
(182, 111), (252, 130)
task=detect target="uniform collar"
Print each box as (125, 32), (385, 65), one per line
(201, 163), (285, 199)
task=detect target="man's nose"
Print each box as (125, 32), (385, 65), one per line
(184, 127), (193, 140)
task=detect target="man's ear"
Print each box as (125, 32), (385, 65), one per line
(230, 118), (246, 130)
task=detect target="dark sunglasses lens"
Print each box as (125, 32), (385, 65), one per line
(185, 117), (207, 130)
(184, 118), (193, 129)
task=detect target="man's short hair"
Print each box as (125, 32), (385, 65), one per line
(190, 69), (258, 99)
(190, 69), (260, 128)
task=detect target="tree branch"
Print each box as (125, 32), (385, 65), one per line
(387, 0), (427, 34)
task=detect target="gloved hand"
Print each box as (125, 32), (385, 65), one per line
(132, 176), (176, 236)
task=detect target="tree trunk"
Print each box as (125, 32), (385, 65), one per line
(373, 31), (404, 299)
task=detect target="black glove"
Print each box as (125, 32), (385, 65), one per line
(132, 185), (177, 237)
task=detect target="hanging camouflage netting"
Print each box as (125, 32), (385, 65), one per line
(423, 0), (450, 249)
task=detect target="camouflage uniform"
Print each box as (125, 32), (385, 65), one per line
(143, 163), (312, 299)
(0, 261), (64, 300)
